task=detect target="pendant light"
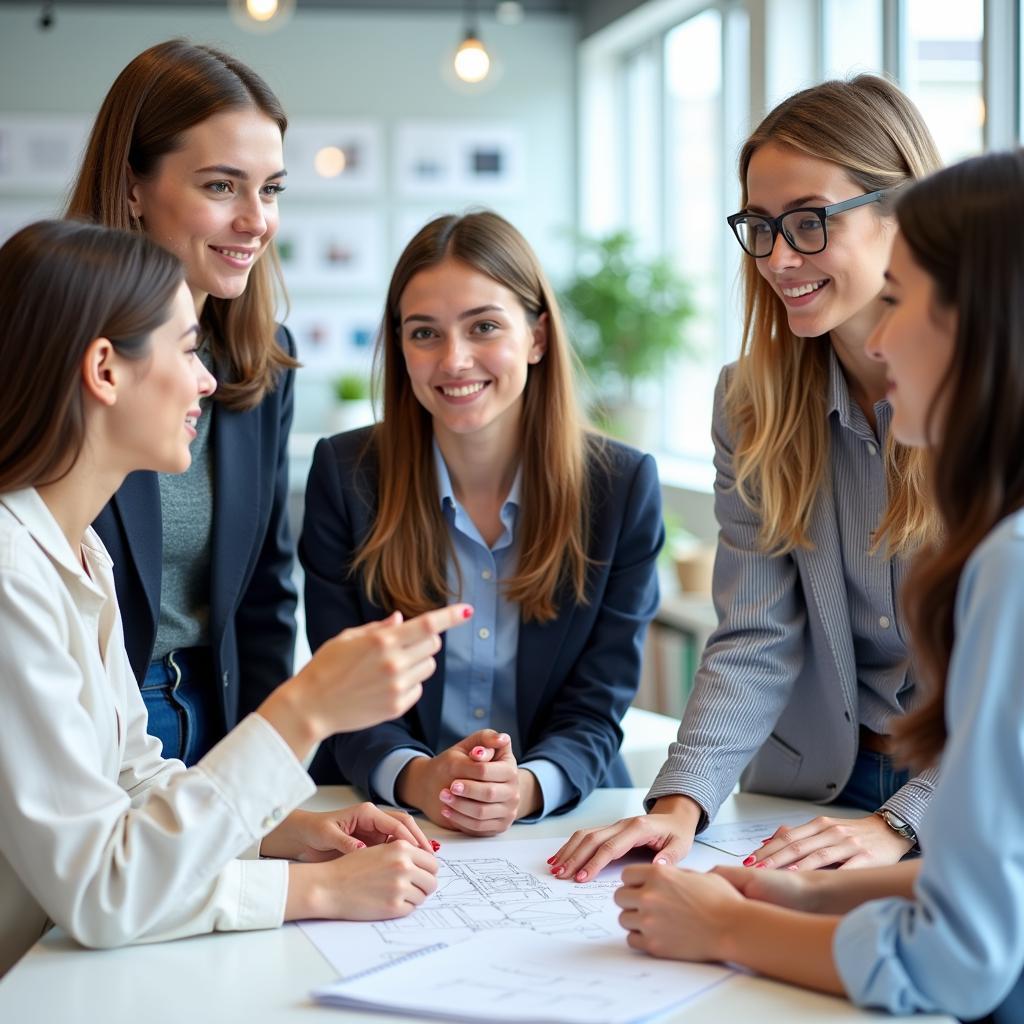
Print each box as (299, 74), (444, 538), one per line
(453, 1), (491, 84)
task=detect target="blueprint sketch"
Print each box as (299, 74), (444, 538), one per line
(313, 929), (735, 1023)
(298, 835), (733, 979)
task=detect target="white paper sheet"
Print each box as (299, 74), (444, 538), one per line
(694, 815), (811, 856)
(298, 835), (733, 979)
(312, 929), (734, 1023)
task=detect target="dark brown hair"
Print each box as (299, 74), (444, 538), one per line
(895, 149), (1024, 769)
(352, 211), (591, 623)
(65, 38), (295, 411)
(0, 220), (184, 491)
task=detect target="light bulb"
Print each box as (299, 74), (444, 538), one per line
(314, 146), (347, 179)
(246, 0), (278, 21)
(454, 35), (490, 84)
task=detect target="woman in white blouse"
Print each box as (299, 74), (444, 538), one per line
(0, 220), (472, 974)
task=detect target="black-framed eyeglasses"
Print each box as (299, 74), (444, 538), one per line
(726, 189), (889, 258)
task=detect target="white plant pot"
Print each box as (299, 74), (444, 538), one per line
(328, 399), (374, 435)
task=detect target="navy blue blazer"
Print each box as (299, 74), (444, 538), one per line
(299, 427), (663, 812)
(93, 326), (298, 729)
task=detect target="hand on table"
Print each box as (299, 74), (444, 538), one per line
(710, 863), (818, 912)
(548, 795), (703, 883)
(615, 864), (743, 962)
(742, 813), (914, 871)
(285, 841), (439, 921)
(261, 804), (437, 862)
(397, 729), (534, 836)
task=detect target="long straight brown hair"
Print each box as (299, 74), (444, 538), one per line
(0, 221), (184, 491)
(353, 212), (591, 623)
(893, 151), (1024, 770)
(65, 38), (296, 411)
(728, 75), (942, 555)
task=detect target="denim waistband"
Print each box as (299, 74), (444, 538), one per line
(142, 647), (213, 689)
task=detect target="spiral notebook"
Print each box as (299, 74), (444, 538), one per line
(311, 929), (734, 1023)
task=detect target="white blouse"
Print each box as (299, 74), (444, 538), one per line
(0, 488), (314, 975)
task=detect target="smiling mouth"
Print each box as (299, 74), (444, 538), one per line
(438, 382), (488, 398)
(781, 280), (828, 298)
(185, 412), (201, 430)
(210, 246), (256, 262)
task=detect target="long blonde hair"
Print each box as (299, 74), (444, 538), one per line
(729, 75), (941, 554)
(353, 212), (591, 623)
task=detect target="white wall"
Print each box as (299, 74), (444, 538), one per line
(0, 3), (577, 432)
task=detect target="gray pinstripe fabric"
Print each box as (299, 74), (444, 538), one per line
(647, 356), (937, 832)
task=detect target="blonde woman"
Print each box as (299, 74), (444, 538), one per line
(553, 75), (943, 881)
(300, 211), (663, 835)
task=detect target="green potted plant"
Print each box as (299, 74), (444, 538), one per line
(561, 230), (696, 444)
(329, 372), (373, 433)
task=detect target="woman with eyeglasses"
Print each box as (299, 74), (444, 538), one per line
(551, 75), (944, 882)
(613, 148), (1024, 1024)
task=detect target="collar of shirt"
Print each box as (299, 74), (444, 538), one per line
(432, 440), (522, 552)
(826, 344), (891, 443)
(1, 487), (111, 591)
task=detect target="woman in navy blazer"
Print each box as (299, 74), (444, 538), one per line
(67, 41), (299, 763)
(301, 212), (663, 835)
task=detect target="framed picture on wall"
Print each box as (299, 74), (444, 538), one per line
(286, 299), (380, 373)
(394, 121), (526, 199)
(284, 120), (382, 198)
(0, 115), (91, 191)
(276, 209), (385, 291)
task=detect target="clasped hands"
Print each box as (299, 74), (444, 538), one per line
(396, 728), (542, 836)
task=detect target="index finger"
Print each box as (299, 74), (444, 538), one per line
(381, 812), (434, 853)
(397, 604), (474, 646)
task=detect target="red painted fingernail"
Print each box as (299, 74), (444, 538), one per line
(742, 855), (756, 866)
(755, 862), (767, 869)
(546, 856), (556, 864)
(462, 607), (473, 618)
(430, 840), (441, 852)
(471, 746), (485, 758)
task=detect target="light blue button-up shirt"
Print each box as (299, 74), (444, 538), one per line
(370, 444), (572, 819)
(833, 509), (1024, 1022)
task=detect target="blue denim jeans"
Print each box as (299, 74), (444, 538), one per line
(836, 747), (910, 812)
(140, 647), (221, 765)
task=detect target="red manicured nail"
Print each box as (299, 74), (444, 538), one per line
(755, 862), (767, 869)
(430, 840), (441, 852)
(471, 746), (486, 758)
(546, 856), (556, 864)
(742, 855), (756, 866)
(462, 607), (473, 618)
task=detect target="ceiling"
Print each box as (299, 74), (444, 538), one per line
(1, 0), (578, 12)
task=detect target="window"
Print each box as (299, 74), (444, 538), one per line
(823, 0), (883, 78)
(903, 0), (984, 162)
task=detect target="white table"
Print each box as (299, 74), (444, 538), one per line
(0, 787), (952, 1024)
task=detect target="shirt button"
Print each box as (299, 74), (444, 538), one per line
(867, 442), (878, 456)
(481, 569), (493, 580)
(478, 627), (491, 640)
(473, 707), (486, 719)
(879, 615), (891, 629)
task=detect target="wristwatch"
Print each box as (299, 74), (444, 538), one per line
(875, 808), (918, 846)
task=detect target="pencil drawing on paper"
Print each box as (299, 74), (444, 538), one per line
(372, 856), (619, 952)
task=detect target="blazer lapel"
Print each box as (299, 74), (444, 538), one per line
(112, 470), (162, 632)
(798, 480), (858, 707)
(515, 613), (572, 742)
(210, 403), (260, 640)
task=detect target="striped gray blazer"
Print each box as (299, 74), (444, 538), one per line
(647, 364), (936, 830)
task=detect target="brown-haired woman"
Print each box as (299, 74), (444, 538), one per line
(0, 219), (473, 975)
(300, 211), (664, 835)
(613, 148), (1024, 1024)
(66, 39), (298, 764)
(554, 75), (945, 880)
